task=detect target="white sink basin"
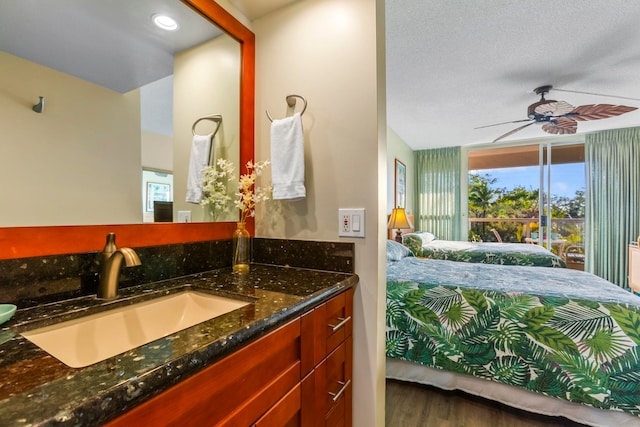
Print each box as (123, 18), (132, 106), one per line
(21, 291), (250, 368)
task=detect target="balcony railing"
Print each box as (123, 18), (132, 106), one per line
(468, 217), (585, 245)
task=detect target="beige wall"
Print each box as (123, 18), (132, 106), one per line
(252, 0), (385, 425)
(142, 131), (173, 172)
(173, 34), (241, 223)
(387, 127), (415, 217)
(142, 131), (173, 224)
(0, 51), (141, 226)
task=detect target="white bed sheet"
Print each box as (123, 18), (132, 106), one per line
(386, 358), (640, 427)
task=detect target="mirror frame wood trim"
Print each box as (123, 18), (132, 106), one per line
(0, 0), (255, 260)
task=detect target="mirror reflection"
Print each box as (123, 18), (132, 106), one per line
(0, 0), (240, 226)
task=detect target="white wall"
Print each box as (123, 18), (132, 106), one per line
(252, 1), (385, 425)
(142, 131), (173, 172)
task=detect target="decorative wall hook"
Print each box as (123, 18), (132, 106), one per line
(32, 96), (44, 113)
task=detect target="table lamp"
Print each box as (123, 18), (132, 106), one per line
(388, 207), (412, 243)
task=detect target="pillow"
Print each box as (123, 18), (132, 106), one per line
(415, 231), (437, 243)
(401, 231), (436, 254)
(387, 240), (413, 262)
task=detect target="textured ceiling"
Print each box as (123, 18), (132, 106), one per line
(385, 0), (640, 149)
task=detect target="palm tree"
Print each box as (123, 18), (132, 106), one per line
(468, 174), (499, 236)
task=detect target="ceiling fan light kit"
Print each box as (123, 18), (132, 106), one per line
(482, 85), (638, 142)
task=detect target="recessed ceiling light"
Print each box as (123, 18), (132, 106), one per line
(152, 14), (179, 31)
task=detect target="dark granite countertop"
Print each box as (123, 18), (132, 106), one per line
(0, 264), (358, 426)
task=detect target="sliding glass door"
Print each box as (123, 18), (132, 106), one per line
(468, 141), (585, 267)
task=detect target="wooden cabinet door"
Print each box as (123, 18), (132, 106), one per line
(313, 336), (352, 427)
(254, 383), (301, 427)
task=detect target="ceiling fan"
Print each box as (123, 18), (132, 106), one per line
(477, 85), (638, 143)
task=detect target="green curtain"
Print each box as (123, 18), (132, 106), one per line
(415, 147), (462, 240)
(585, 127), (640, 288)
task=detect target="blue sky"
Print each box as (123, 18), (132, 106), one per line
(470, 163), (585, 198)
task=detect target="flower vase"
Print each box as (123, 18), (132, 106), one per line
(232, 222), (250, 273)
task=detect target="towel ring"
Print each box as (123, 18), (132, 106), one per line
(266, 94), (307, 122)
(192, 114), (222, 136)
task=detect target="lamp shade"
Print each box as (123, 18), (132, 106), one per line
(387, 207), (412, 230)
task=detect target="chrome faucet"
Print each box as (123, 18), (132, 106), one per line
(98, 233), (141, 299)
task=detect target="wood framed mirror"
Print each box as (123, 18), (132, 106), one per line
(0, 0), (254, 260)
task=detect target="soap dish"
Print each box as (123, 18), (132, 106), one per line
(0, 304), (17, 325)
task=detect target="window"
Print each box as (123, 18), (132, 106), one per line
(142, 169), (174, 223)
(468, 142), (585, 258)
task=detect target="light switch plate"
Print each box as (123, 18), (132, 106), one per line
(338, 208), (365, 238)
(177, 211), (191, 223)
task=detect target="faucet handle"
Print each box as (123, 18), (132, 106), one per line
(103, 232), (117, 256)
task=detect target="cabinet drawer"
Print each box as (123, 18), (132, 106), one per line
(105, 318), (301, 427)
(324, 290), (353, 355)
(303, 289), (353, 372)
(314, 336), (352, 426)
(253, 383), (301, 427)
(325, 392), (346, 427)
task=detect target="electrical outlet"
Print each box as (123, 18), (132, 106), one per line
(177, 211), (191, 223)
(342, 214), (351, 232)
(338, 208), (365, 238)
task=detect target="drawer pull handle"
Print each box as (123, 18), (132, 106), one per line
(328, 316), (351, 332)
(328, 379), (351, 402)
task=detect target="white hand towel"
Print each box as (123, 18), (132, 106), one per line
(270, 113), (306, 200)
(185, 133), (213, 204)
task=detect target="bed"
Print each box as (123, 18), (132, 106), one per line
(402, 232), (567, 268)
(385, 240), (640, 426)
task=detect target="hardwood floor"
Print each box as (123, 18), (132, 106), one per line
(385, 380), (587, 427)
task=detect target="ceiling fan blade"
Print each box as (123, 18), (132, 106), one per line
(554, 88), (640, 102)
(541, 117), (577, 135)
(492, 122), (536, 143)
(533, 101), (575, 117)
(474, 119), (532, 129)
(570, 104), (638, 121)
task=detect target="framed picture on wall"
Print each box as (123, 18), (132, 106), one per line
(394, 158), (406, 209)
(146, 182), (172, 212)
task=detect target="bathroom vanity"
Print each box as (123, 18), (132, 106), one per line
(0, 0), (357, 423)
(107, 285), (353, 426)
(0, 263), (357, 426)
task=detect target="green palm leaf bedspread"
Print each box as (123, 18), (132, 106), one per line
(404, 239), (566, 268)
(386, 257), (640, 417)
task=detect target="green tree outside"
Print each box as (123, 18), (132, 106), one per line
(468, 173), (585, 244)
